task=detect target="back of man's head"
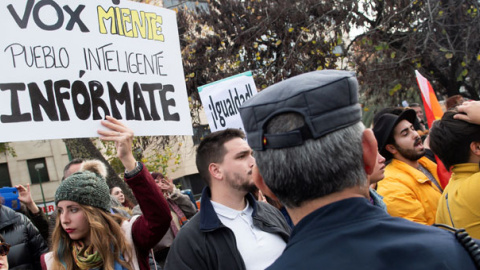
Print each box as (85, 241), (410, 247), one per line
(196, 128), (246, 185)
(62, 158), (85, 180)
(256, 114), (366, 208)
(239, 70), (367, 208)
(429, 111), (480, 169)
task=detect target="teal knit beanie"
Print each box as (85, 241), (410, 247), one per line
(55, 160), (111, 212)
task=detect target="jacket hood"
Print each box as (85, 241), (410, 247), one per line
(0, 205), (21, 230)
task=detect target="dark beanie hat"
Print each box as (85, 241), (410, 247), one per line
(55, 160), (111, 212)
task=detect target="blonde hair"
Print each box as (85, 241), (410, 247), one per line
(51, 205), (133, 270)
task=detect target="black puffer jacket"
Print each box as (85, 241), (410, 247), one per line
(0, 205), (48, 270)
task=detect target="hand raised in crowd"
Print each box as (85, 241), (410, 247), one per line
(15, 183), (40, 214)
(98, 116), (136, 171)
(159, 177), (175, 196)
(454, 100), (480, 125)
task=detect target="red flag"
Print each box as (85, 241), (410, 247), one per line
(415, 71), (444, 127)
(415, 70), (450, 188)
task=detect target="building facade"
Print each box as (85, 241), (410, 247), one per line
(0, 140), (70, 212)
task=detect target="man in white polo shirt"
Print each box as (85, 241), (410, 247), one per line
(165, 128), (291, 270)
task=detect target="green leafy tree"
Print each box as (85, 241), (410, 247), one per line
(176, 0), (350, 101)
(177, 0), (480, 118)
(350, 0), (480, 113)
(141, 145), (182, 176)
(100, 136), (183, 177)
(0, 143), (16, 157)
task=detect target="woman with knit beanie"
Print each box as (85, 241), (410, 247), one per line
(41, 116), (172, 270)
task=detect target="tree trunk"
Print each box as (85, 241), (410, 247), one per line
(62, 138), (137, 204)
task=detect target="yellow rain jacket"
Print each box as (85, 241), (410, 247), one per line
(436, 163), (480, 238)
(377, 157), (441, 225)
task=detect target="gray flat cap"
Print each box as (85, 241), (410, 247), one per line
(239, 70), (361, 151)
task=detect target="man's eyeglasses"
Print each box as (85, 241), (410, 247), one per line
(0, 242), (10, 256)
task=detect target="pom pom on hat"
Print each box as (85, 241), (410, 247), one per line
(55, 160), (111, 212)
(80, 160), (108, 178)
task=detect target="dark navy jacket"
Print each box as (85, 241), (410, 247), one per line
(165, 187), (291, 270)
(268, 197), (478, 270)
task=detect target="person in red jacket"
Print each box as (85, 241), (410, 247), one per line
(41, 116), (171, 270)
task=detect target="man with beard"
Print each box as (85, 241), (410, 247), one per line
(164, 129), (291, 270)
(373, 109), (442, 225)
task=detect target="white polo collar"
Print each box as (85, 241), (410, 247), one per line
(211, 199), (252, 220)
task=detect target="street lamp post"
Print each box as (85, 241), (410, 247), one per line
(35, 163), (48, 217)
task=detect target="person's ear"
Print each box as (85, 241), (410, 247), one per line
(385, 144), (397, 155)
(362, 129), (377, 175)
(470, 141), (480, 157)
(208, 163), (223, 181)
(252, 166), (278, 200)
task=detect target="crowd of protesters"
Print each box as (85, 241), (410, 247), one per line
(2, 70), (480, 269)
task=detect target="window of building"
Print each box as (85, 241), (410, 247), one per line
(0, 163), (12, 187)
(27, 158), (50, 184)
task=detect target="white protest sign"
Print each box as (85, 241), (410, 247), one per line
(198, 71), (257, 132)
(0, 0), (192, 142)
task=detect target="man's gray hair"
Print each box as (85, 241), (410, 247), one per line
(254, 113), (368, 208)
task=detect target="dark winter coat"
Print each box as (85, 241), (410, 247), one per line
(0, 205), (48, 270)
(268, 197), (479, 270)
(18, 204), (50, 243)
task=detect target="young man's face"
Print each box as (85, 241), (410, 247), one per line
(390, 120), (425, 161)
(219, 138), (256, 193)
